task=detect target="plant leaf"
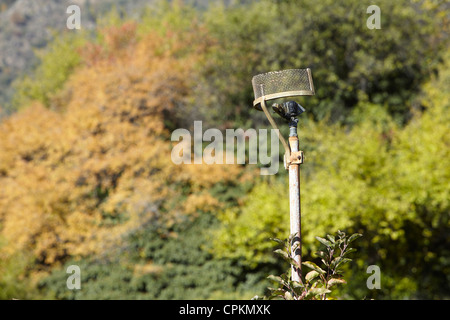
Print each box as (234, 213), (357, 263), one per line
(334, 257), (352, 270)
(268, 288), (286, 297)
(348, 233), (363, 243)
(302, 261), (326, 274)
(273, 249), (289, 260)
(315, 236), (333, 247)
(291, 241), (301, 252)
(280, 273), (289, 281)
(327, 278), (346, 287)
(284, 291), (294, 300)
(274, 249), (301, 269)
(330, 256), (341, 269)
(305, 270), (320, 282)
(327, 234), (335, 243)
(292, 280), (304, 289)
(267, 275), (285, 286)
(292, 283), (305, 296)
(310, 287), (331, 295)
(343, 247), (357, 256)
(288, 233), (297, 246)
(270, 237), (286, 246)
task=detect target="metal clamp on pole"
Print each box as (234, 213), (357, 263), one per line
(286, 150), (304, 167)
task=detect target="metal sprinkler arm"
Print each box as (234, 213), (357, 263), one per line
(259, 98), (305, 169)
(259, 98), (291, 160)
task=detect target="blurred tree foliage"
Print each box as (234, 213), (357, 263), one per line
(11, 32), (87, 110)
(0, 18), (251, 298)
(39, 212), (267, 300)
(0, 0), (448, 300)
(198, 0), (447, 126)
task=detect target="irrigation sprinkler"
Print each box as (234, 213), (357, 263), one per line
(251, 68), (315, 282)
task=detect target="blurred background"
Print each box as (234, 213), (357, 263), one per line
(0, 0), (448, 300)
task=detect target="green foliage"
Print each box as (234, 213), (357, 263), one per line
(253, 231), (361, 300)
(0, 239), (37, 300)
(11, 32), (86, 110)
(211, 181), (290, 269)
(138, 0), (199, 36)
(38, 213), (265, 300)
(198, 0), (447, 125)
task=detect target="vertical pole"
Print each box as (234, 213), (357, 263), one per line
(289, 131), (302, 283)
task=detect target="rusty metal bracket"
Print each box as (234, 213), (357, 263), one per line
(290, 150), (304, 165)
(284, 150), (304, 169)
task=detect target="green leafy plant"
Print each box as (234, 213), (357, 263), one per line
(254, 230), (362, 300)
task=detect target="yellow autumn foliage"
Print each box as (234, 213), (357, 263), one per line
(0, 24), (247, 268)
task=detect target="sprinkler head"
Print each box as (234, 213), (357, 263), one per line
(272, 101), (305, 121)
